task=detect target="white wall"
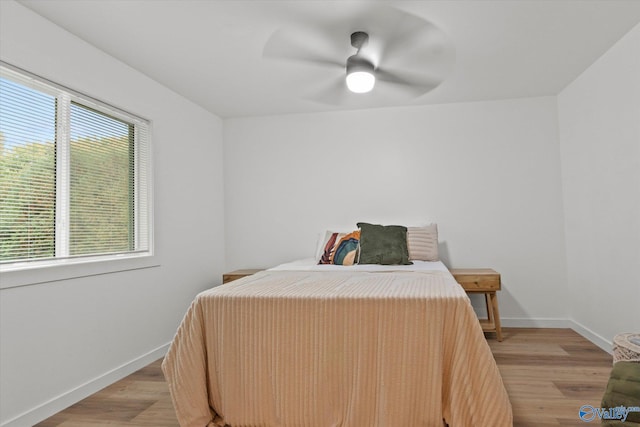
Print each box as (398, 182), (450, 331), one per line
(0, 2), (225, 426)
(224, 97), (568, 325)
(558, 23), (640, 347)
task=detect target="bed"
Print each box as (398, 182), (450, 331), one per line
(161, 258), (513, 427)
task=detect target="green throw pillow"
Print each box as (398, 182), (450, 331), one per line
(356, 222), (412, 265)
(600, 361), (640, 425)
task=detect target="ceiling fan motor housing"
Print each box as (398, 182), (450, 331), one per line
(346, 54), (374, 75)
(350, 31), (369, 50)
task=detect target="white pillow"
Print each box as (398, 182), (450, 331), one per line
(406, 223), (439, 261)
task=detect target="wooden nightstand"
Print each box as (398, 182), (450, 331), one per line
(450, 268), (503, 341)
(222, 269), (264, 284)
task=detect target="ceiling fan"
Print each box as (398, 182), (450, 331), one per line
(263, 4), (455, 105)
(345, 31), (376, 93)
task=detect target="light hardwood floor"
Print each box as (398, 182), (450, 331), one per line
(35, 328), (613, 427)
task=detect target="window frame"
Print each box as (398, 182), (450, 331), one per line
(0, 62), (155, 287)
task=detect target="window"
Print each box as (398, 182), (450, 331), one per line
(0, 63), (152, 272)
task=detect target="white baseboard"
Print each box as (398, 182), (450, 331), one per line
(500, 317), (571, 328)
(1, 343), (170, 427)
(568, 319), (613, 354)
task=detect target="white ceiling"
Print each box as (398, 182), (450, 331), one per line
(19, 0), (640, 118)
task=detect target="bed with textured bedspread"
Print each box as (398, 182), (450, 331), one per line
(162, 268), (513, 427)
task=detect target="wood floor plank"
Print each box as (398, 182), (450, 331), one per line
(129, 400), (181, 427)
(55, 397), (157, 422)
(35, 328), (613, 426)
(553, 380), (611, 399)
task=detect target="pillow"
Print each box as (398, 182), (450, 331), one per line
(317, 230), (360, 265)
(600, 361), (640, 425)
(407, 223), (439, 261)
(356, 222), (412, 265)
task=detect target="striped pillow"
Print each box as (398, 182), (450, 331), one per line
(407, 224), (439, 261)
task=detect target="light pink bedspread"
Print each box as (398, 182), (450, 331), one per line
(162, 270), (512, 427)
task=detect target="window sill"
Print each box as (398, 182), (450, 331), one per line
(0, 253), (160, 289)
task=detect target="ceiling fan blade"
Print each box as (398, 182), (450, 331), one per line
(378, 8), (442, 61)
(263, 27), (344, 69)
(376, 67), (443, 96)
(303, 75), (350, 105)
(384, 31), (455, 76)
(346, 5), (455, 84)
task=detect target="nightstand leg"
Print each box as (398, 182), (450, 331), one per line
(489, 292), (503, 342)
(484, 293), (493, 324)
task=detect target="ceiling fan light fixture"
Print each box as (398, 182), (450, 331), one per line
(346, 71), (375, 93)
(346, 55), (375, 93)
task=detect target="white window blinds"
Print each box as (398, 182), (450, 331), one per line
(0, 63), (152, 267)
(0, 75), (56, 261)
